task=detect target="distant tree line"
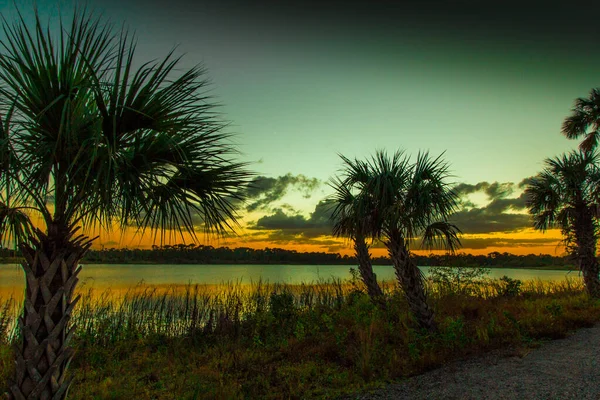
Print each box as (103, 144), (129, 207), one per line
(0, 245), (572, 268)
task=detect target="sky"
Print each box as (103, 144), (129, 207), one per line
(2, 0), (599, 256)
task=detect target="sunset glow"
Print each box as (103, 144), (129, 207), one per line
(4, 1), (597, 257)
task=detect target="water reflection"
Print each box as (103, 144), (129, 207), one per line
(0, 263), (581, 301)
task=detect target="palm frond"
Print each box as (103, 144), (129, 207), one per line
(0, 202), (34, 247)
(526, 150), (600, 233)
(562, 89), (600, 152)
(420, 221), (462, 252)
(330, 149), (461, 252)
(0, 7), (252, 244)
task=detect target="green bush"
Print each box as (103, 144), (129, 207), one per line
(499, 276), (522, 297)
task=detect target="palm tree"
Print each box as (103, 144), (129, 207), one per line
(562, 88), (600, 153)
(525, 151), (600, 297)
(330, 156), (385, 307)
(344, 150), (461, 331)
(0, 10), (250, 399)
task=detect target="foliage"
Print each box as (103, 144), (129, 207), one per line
(0, 246), (577, 269)
(562, 88), (600, 153)
(497, 276), (523, 297)
(428, 262), (490, 296)
(1, 277), (598, 399)
(525, 151), (600, 249)
(0, 7), (250, 245)
(331, 150), (461, 251)
(525, 150), (600, 297)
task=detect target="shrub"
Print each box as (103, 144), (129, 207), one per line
(498, 276), (522, 297)
(428, 263), (490, 296)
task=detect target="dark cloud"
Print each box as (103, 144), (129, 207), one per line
(459, 237), (561, 250)
(248, 178), (535, 240)
(450, 181), (531, 234)
(518, 176), (535, 189)
(253, 210), (310, 231)
(453, 182), (490, 196)
(450, 211), (530, 235)
(368, 236), (560, 252)
(454, 181), (515, 200)
(250, 199), (335, 238)
(244, 174), (320, 212)
(484, 193), (527, 214)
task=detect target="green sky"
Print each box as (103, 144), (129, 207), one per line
(58, 0), (594, 186)
(2, 0), (599, 253)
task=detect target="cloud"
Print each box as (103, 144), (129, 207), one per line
(249, 199), (335, 239)
(244, 173), (321, 212)
(518, 176), (535, 189)
(458, 237), (561, 250)
(451, 204), (530, 234)
(450, 181), (531, 234)
(454, 181), (516, 199)
(247, 178), (537, 242)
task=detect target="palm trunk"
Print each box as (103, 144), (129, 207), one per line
(10, 224), (92, 400)
(386, 235), (436, 332)
(354, 235), (385, 308)
(575, 208), (600, 298)
(581, 256), (600, 298)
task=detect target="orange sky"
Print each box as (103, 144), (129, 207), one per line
(89, 223), (566, 257)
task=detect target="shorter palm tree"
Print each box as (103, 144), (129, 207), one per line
(525, 151), (600, 297)
(334, 150), (461, 331)
(369, 151), (461, 331)
(330, 157), (385, 307)
(562, 88), (600, 153)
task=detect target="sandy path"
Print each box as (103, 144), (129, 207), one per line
(348, 324), (600, 399)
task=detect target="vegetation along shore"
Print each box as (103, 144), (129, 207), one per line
(2, 276), (598, 399)
(0, 247), (581, 269)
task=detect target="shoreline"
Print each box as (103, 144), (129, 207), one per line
(0, 258), (578, 271)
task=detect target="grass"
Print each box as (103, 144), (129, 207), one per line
(1, 275), (599, 399)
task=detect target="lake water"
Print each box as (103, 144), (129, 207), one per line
(0, 263), (582, 299)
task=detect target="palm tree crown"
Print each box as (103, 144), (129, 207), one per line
(354, 150), (461, 250)
(0, 10), (249, 244)
(525, 151), (600, 245)
(562, 88), (600, 153)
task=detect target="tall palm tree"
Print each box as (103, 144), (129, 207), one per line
(330, 156), (385, 307)
(337, 150), (461, 331)
(0, 10), (250, 399)
(525, 151), (600, 297)
(562, 88), (600, 153)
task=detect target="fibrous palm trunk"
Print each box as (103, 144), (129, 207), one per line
(354, 235), (385, 308)
(386, 236), (436, 332)
(575, 210), (600, 298)
(581, 256), (600, 298)
(10, 224), (92, 400)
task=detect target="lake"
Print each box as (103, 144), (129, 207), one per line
(0, 263), (582, 299)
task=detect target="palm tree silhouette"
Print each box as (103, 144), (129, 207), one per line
(562, 88), (600, 153)
(0, 9), (250, 399)
(334, 150), (461, 331)
(330, 156), (385, 307)
(525, 151), (600, 297)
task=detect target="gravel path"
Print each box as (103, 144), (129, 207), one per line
(347, 324), (600, 399)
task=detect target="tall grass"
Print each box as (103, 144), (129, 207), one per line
(0, 276), (588, 345)
(1, 276), (598, 399)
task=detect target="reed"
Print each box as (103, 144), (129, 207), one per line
(0, 276), (589, 344)
(1, 276), (598, 399)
